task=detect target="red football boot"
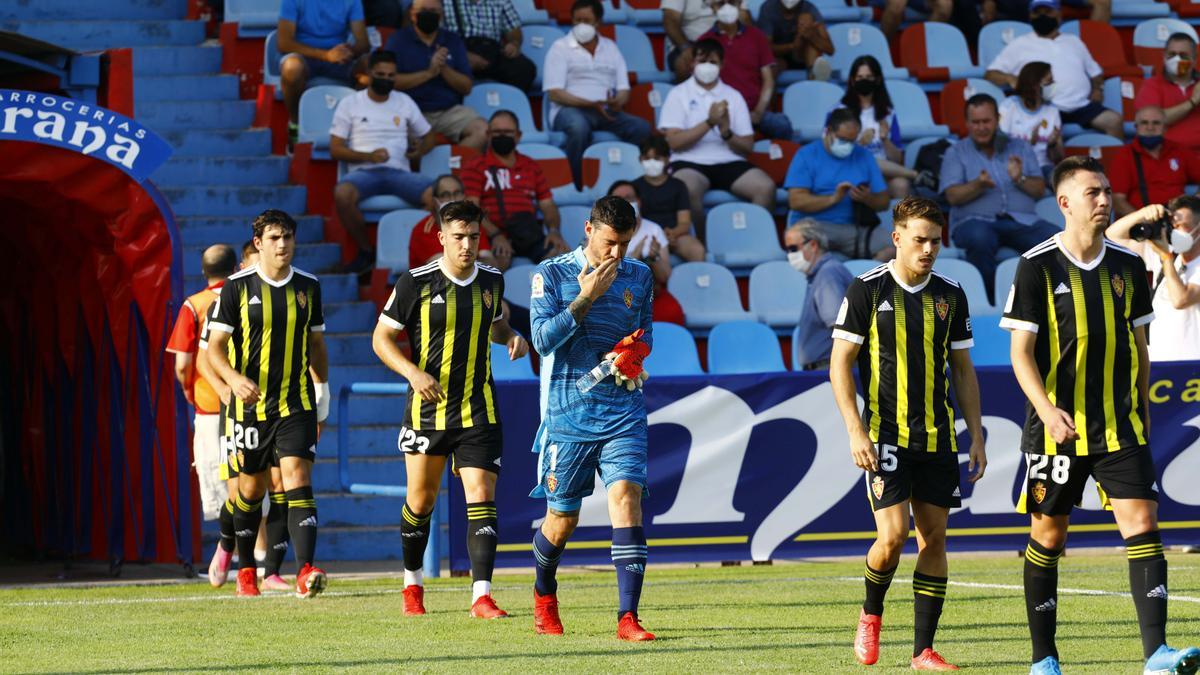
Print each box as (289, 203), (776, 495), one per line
(295, 563), (327, 599)
(855, 609), (882, 665)
(533, 590), (564, 635)
(470, 595), (509, 619)
(617, 612), (655, 641)
(911, 648), (959, 671)
(235, 567), (260, 597)
(403, 585), (426, 616)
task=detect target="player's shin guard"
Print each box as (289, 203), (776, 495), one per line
(1024, 539), (1063, 663)
(401, 503), (433, 579)
(912, 572), (948, 657)
(864, 562), (897, 616)
(264, 492), (290, 577)
(611, 527), (648, 618)
(285, 486), (318, 569)
(1126, 531), (1168, 659)
(533, 528), (565, 595)
(233, 493), (264, 569)
(218, 498), (236, 553)
(466, 502), (499, 597)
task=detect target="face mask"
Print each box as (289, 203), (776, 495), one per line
(369, 76), (393, 96)
(693, 62), (720, 85)
(1030, 15), (1058, 37)
(415, 10), (440, 34)
(1138, 134), (1164, 150)
(781, 0), (801, 8)
(851, 79), (877, 97)
(1171, 227), (1196, 254)
(716, 3), (740, 25)
(571, 22), (596, 44)
(829, 137), (854, 159)
(627, 199), (640, 220)
(788, 249), (812, 274)
(490, 134), (516, 156)
(1041, 83), (1055, 101)
(1166, 55), (1193, 78)
(641, 158), (665, 177)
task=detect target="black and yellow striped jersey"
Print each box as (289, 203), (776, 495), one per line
(209, 265), (325, 423)
(1001, 235), (1154, 456)
(832, 261), (975, 453)
(379, 259), (505, 431)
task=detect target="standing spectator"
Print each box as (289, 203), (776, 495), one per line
(784, 108), (893, 260)
(984, 0), (1122, 138)
(543, 0), (652, 187)
(608, 180), (688, 325)
(659, 38), (775, 238)
(940, 94), (1056, 299)
(755, 0), (833, 78)
(462, 110), (568, 267)
(386, 0), (489, 152)
(875, 0), (951, 41)
(277, 0), (370, 134)
(632, 136), (707, 262)
(998, 61), (1064, 181)
(1108, 106), (1200, 218)
(331, 50), (436, 275)
(700, 0), (793, 140)
(444, 0), (538, 92)
(663, 0), (717, 81)
(1134, 33), (1200, 154)
(409, 174), (496, 269)
(785, 220), (852, 370)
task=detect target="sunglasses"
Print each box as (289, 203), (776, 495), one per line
(785, 240), (811, 253)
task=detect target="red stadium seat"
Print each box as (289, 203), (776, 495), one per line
(1067, 20), (1142, 78)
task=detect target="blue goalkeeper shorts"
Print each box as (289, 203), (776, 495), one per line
(529, 425), (648, 512)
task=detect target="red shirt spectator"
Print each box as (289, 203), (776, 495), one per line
(461, 150), (553, 231)
(1134, 75), (1200, 152)
(408, 214), (492, 270)
(1108, 138), (1200, 211)
(699, 23), (775, 114)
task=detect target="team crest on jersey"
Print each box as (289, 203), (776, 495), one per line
(545, 472), (558, 493)
(483, 288), (493, 310)
(297, 291), (307, 310)
(623, 288), (633, 308)
(871, 475), (885, 500)
(1033, 480), (1047, 504)
(393, 115), (401, 127)
(1112, 274), (1125, 299)
(935, 296), (949, 321)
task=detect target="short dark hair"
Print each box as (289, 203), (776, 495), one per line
(590, 195), (637, 233)
(201, 244), (237, 281)
(964, 93), (999, 117)
(433, 173), (464, 197)
(438, 200), (485, 229)
(571, 0), (603, 21)
(241, 240), (256, 261)
(606, 179), (639, 198)
(1167, 32), (1197, 50)
(1051, 155), (1105, 193)
(368, 50), (397, 68)
(640, 135), (670, 157)
(1168, 194), (1200, 213)
(826, 107), (860, 132)
(252, 209), (298, 240)
(893, 196), (946, 230)
(693, 38), (724, 62)
(489, 109), (520, 128)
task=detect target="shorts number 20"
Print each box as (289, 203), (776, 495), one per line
(233, 424), (259, 451)
(399, 427), (430, 454)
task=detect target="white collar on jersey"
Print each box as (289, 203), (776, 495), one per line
(255, 264), (294, 287)
(887, 260), (931, 293)
(1053, 232), (1107, 271)
(439, 257), (479, 287)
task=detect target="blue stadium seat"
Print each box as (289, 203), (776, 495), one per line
(978, 21), (1032, 71)
(783, 80), (844, 141)
(464, 83), (549, 144)
(377, 209), (429, 275)
(1064, 132), (1124, 149)
(749, 260), (807, 327)
(702, 190), (740, 207)
(643, 321), (704, 375)
(667, 262), (756, 328)
(226, 0), (280, 37)
(903, 136), (944, 169)
(994, 256), (1021, 307)
(490, 343), (537, 380)
(512, 0), (551, 24)
(1035, 196), (1065, 230)
(707, 203), (786, 270)
(886, 80), (950, 139)
(298, 85), (353, 159)
(616, 25), (670, 83)
(707, 320), (786, 374)
(582, 141), (643, 198)
(558, 205), (591, 248)
(1107, 0), (1170, 20)
(503, 264), (537, 308)
(844, 259), (884, 277)
(901, 23), (983, 82)
(810, 0), (872, 22)
(971, 320), (1012, 367)
(1135, 19), (1199, 71)
(1103, 76), (1139, 136)
(933, 258), (996, 315)
(826, 23), (909, 81)
(521, 25), (565, 90)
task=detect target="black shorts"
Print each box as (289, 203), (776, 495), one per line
(669, 160), (756, 192)
(233, 411), (319, 476)
(1018, 446), (1159, 516)
(398, 424), (503, 474)
(866, 444), (962, 512)
(1060, 101), (1110, 127)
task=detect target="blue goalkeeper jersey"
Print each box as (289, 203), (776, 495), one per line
(530, 247), (655, 442)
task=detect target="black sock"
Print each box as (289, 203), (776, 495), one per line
(232, 492), (263, 570)
(863, 562), (897, 616)
(1024, 539), (1062, 663)
(466, 501), (498, 583)
(285, 486), (317, 569)
(1127, 531), (1168, 659)
(533, 528), (564, 596)
(218, 498), (236, 553)
(401, 502), (432, 573)
(264, 492), (290, 576)
(913, 572), (948, 657)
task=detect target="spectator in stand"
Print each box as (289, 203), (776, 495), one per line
(1108, 106), (1200, 218)
(1134, 33), (1200, 154)
(543, 0), (652, 188)
(462, 110), (568, 268)
(1106, 195), (1200, 362)
(444, 0), (538, 92)
(700, 0), (794, 140)
(331, 50), (436, 275)
(409, 174), (496, 269)
(363, 0), (404, 28)
(784, 220), (852, 370)
(875, 0), (951, 41)
(663, 0), (717, 81)
(386, 0), (489, 152)
(755, 0), (833, 78)
(986, 0), (1110, 23)
(608, 180), (688, 325)
(277, 0), (370, 135)
(659, 38), (776, 238)
(984, 0), (1122, 138)
(632, 136), (707, 262)
(836, 55), (936, 198)
(940, 94), (1055, 299)
(784, 107), (893, 260)
(998, 61), (1064, 182)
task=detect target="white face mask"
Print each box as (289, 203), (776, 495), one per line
(693, 62), (720, 85)
(1041, 83), (1055, 101)
(716, 3), (739, 25)
(1166, 54), (1193, 78)
(1171, 227), (1196, 254)
(829, 137), (854, 159)
(781, 0), (802, 8)
(788, 249), (812, 274)
(627, 199), (640, 221)
(641, 158), (665, 177)
(572, 22), (596, 44)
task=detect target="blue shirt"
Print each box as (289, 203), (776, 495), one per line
(279, 0), (363, 50)
(938, 133), (1043, 231)
(384, 26), (473, 112)
(530, 248), (655, 442)
(796, 254), (853, 367)
(783, 140), (886, 226)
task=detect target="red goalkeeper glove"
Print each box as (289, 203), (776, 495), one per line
(606, 329), (650, 383)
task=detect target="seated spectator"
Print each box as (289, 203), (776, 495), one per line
(462, 110), (568, 267)
(700, 0), (794, 140)
(659, 38), (776, 238)
(1134, 32), (1200, 154)
(998, 61), (1064, 181)
(784, 107), (893, 260)
(836, 55), (936, 198)
(386, 0), (489, 152)
(987, 0), (1109, 23)
(785, 220), (852, 370)
(1109, 106), (1200, 218)
(331, 50), (435, 275)
(543, 0), (652, 187)
(1106, 195), (1200, 362)
(607, 180), (688, 325)
(632, 136), (707, 262)
(409, 174), (495, 270)
(985, 0), (1121, 138)
(940, 94), (1056, 299)
(663, 0), (717, 82)
(444, 0), (538, 92)
(754, 0), (832, 78)
(876, 0), (950, 41)
(277, 0), (370, 133)
(363, 0), (404, 28)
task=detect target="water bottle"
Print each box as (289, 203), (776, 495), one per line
(576, 357), (615, 393)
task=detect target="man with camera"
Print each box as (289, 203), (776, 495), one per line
(1106, 195), (1200, 362)
(1108, 106), (1200, 218)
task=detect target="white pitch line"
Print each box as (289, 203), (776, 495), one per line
(840, 577), (1200, 604)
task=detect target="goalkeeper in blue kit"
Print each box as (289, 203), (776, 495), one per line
(527, 196), (657, 641)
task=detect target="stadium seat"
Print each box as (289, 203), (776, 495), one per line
(887, 80), (950, 139)
(1036, 196), (1065, 230)
(751, 139), (800, 206)
(668, 262), (756, 328)
(1108, 0), (1171, 21)
(899, 23), (983, 83)
(418, 143), (479, 176)
(490, 343), (538, 380)
(517, 142), (591, 205)
(558, 205), (591, 247)
(932, 258), (997, 315)
(1103, 75), (1144, 137)
(978, 21), (1032, 71)
(626, 81), (674, 129)
(970, 320), (1012, 367)
(512, 0), (552, 25)
(1063, 133), (1124, 172)
(939, 78), (1009, 138)
(844, 259), (884, 277)
(826, 23), (909, 81)
(783, 80), (845, 141)
(707, 320), (786, 374)
(263, 30), (343, 100)
(749, 260), (807, 327)
(225, 0), (281, 37)
(613, 25), (670, 83)
(298, 85), (353, 159)
(624, 0), (664, 26)
(903, 136), (945, 170)
(581, 141), (643, 197)
(503, 264), (537, 308)
(376, 209), (429, 275)
(994, 256), (1021, 307)
(702, 190), (740, 207)
(643, 321), (704, 375)
(1134, 19), (1199, 75)
(707, 203), (786, 270)
(464, 83), (550, 144)
(521, 25), (565, 89)
(810, 0), (872, 22)
(1060, 20), (1142, 78)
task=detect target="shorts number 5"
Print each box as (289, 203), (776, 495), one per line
(878, 444), (898, 472)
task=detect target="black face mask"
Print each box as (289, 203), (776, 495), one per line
(416, 10), (440, 34)
(1031, 15), (1058, 36)
(490, 135), (516, 156)
(369, 76), (393, 96)
(852, 79), (877, 96)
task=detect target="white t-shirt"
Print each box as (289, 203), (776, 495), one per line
(998, 95), (1061, 169)
(626, 218), (669, 260)
(988, 32), (1102, 112)
(329, 90), (431, 173)
(658, 76), (754, 165)
(542, 34), (631, 126)
(661, 0), (715, 45)
(1144, 250), (1200, 361)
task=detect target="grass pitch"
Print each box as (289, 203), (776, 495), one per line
(3, 552), (1199, 673)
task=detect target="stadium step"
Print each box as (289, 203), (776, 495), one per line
(134, 75), (240, 103)
(177, 215), (325, 247)
(313, 456), (405, 493)
(137, 100), (256, 132)
(159, 185), (307, 217)
(318, 526), (404, 560)
(323, 333), (379, 366)
(159, 128), (271, 158)
(324, 393), (406, 427)
(181, 271), (360, 304)
(132, 46), (222, 76)
(0, 0), (187, 21)
(317, 425), (400, 458)
(324, 302), (378, 335)
(157, 156), (290, 187)
(315, 493), (404, 528)
(182, 242), (341, 276)
(0, 19), (206, 50)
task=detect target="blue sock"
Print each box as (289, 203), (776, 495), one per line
(612, 526), (648, 618)
(533, 528), (564, 595)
